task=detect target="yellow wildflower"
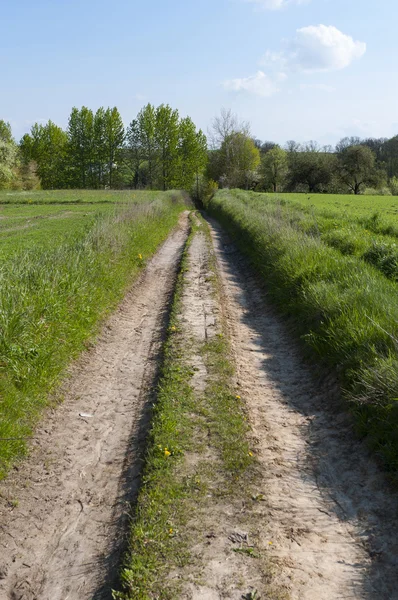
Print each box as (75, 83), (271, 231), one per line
(138, 253), (143, 260)
(248, 451), (254, 457)
(164, 448), (171, 457)
(236, 395), (241, 399)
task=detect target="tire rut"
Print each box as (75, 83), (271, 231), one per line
(0, 213), (189, 600)
(207, 216), (398, 600)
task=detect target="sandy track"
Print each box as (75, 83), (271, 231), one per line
(0, 214), (189, 600)
(208, 218), (398, 600)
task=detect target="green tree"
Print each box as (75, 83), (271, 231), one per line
(338, 145), (384, 195)
(102, 107), (125, 188)
(177, 117), (208, 192)
(288, 149), (336, 192)
(0, 140), (18, 189)
(0, 121), (13, 144)
(193, 130), (208, 199)
(155, 104), (179, 190)
(125, 118), (142, 188)
(138, 104), (157, 189)
(92, 108), (107, 188)
(21, 121), (68, 189)
(67, 106), (95, 188)
(260, 146), (288, 192)
(219, 132), (260, 189)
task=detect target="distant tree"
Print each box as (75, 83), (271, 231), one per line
(193, 129), (208, 198)
(21, 121), (68, 189)
(219, 132), (260, 189)
(362, 137), (388, 162)
(0, 139), (18, 189)
(260, 141), (277, 155)
(260, 146), (288, 192)
(177, 117), (208, 192)
(338, 145), (384, 195)
(285, 140), (302, 154)
(67, 106), (95, 188)
(0, 120), (13, 144)
(210, 107), (249, 149)
(155, 104), (179, 190)
(382, 135), (398, 179)
(93, 107), (107, 187)
(138, 104), (157, 189)
(103, 107), (125, 188)
(125, 118), (142, 188)
(288, 150), (336, 193)
(335, 136), (362, 154)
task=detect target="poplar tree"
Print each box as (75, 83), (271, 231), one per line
(155, 104), (179, 190)
(103, 107), (125, 188)
(67, 107), (95, 188)
(178, 118), (208, 192)
(125, 119), (142, 188)
(138, 104), (157, 189)
(93, 108), (107, 187)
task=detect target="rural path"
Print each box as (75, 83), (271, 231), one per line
(0, 213), (189, 600)
(207, 217), (398, 599)
(1, 210), (398, 600)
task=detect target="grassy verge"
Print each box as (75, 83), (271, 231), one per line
(230, 190), (398, 283)
(208, 190), (398, 476)
(0, 191), (187, 477)
(115, 213), (255, 599)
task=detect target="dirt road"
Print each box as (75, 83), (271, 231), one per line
(0, 214), (189, 600)
(1, 211), (398, 600)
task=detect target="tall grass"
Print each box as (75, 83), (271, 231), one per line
(208, 189), (398, 474)
(0, 194), (187, 476)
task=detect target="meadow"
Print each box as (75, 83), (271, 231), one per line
(207, 189), (398, 475)
(0, 189), (188, 477)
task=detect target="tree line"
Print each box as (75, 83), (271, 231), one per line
(2, 105), (398, 195)
(0, 104), (207, 193)
(206, 109), (398, 196)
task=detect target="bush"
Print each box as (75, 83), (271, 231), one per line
(364, 187), (392, 196)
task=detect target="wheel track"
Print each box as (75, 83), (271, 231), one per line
(0, 213), (189, 600)
(207, 216), (398, 600)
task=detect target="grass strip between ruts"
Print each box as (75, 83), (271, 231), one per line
(115, 213), (255, 599)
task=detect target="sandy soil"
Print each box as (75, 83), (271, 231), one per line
(208, 217), (398, 600)
(0, 214), (189, 600)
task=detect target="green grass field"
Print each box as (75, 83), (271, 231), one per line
(0, 189), (188, 477)
(266, 192), (398, 220)
(208, 189), (398, 477)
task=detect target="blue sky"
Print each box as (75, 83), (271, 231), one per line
(1, 0), (396, 145)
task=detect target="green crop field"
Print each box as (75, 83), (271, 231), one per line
(0, 189), (188, 477)
(208, 189), (398, 475)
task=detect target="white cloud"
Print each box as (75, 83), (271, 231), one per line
(222, 26), (365, 99)
(222, 71), (280, 97)
(288, 25), (366, 72)
(261, 25), (366, 73)
(300, 83), (336, 92)
(245, 0), (309, 10)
